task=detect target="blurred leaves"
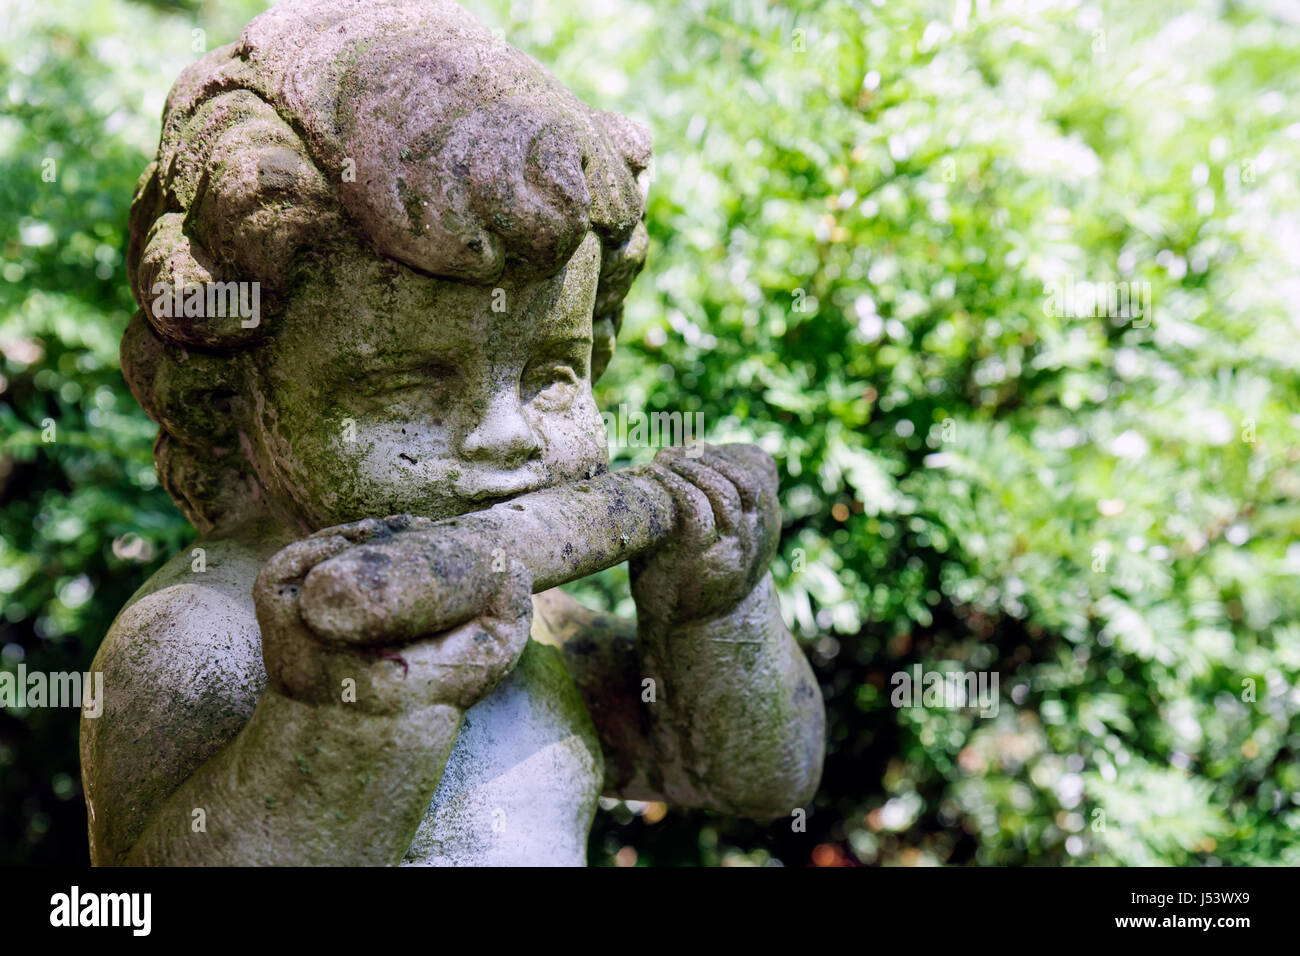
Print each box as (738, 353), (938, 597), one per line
(520, 0), (1300, 866)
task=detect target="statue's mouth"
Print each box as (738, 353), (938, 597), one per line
(469, 489), (535, 509)
(454, 470), (544, 508)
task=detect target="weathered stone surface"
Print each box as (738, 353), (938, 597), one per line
(83, 0), (825, 866)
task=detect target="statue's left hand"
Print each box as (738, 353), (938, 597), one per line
(630, 443), (781, 625)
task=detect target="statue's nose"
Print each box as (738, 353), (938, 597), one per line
(458, 387), (541, 467)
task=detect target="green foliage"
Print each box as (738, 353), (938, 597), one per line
(3, 0), (1298, 866)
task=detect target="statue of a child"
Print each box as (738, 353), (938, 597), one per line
(82, 0), (825, 865)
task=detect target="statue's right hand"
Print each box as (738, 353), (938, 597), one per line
(254, 516), (532, 712)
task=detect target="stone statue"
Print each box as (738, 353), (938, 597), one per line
(82, 0), (825, 865)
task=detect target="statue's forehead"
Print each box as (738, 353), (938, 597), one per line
(271, 234), (600, 373)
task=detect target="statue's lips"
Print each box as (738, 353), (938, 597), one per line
(453, 473), (544, 507)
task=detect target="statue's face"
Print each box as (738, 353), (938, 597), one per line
(243, 232), (610, 528)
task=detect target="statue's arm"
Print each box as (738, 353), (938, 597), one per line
(537, 578), (824, 819)
(81, 584), (463, 866)
(82, 525), (531, 866)
(635, 571), (825, 817)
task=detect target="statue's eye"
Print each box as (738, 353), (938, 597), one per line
(520, 359), (579, 404)
(351, 364), (457, 402)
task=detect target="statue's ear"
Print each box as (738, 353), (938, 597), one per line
(590, 315), (617, 383)
(589, 220), (648, 383)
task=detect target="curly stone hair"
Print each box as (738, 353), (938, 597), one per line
(123, 0), (651, 532)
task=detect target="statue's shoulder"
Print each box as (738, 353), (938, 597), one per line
(81, 532), (271, 861)
(93, 532), (268, 695)
(118, 529), (268, 616)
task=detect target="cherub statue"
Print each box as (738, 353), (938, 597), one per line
(82, 0), (825, 866)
